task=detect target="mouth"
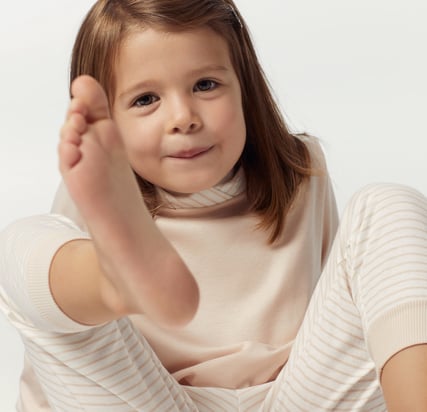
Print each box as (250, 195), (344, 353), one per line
(169, 146), (213, 159)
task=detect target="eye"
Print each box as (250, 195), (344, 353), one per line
(132, 94), (159, 107)
(194, 79), (218, 92)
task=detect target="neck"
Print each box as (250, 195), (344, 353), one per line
(156, 168), (246, 210)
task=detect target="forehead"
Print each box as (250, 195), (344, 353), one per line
(115, 26), (233, 76)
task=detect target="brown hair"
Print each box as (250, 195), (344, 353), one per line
(70, 0), (313, 242)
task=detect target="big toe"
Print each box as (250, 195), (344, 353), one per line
(71, 75), (110, 123)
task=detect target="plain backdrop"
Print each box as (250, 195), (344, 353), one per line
(0, 1), (426, 410)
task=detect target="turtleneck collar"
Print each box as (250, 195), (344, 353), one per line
(156, 168), (246, 210)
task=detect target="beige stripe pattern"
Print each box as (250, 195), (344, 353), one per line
(1, 183), (426, 411)
(262, 183), (427, 411)
(157, 169), (245, 209)
(18, 320), (197, 411)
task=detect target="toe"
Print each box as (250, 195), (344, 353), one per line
(58, 140), (82, 173)
(71, 75), (111, 124)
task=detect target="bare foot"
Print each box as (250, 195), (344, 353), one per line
(58, 75), (199, 327)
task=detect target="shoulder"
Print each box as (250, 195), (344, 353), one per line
(294, 133), (328, 172)
(294, 133), (338, 214)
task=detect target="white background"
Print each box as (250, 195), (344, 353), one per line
(0, 1), (426, 410)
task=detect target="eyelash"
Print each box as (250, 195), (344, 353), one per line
(194, 79), (219, 92)
(131, 79), (219, 108)
(132, 94), (159, 108)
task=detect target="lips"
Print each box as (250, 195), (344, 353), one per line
(169, 146), (213, 159)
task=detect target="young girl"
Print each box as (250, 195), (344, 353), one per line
(1, 0), (426, 411)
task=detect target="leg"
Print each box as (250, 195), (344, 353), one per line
(1, 75), (201, 410)
(22, 316), (270, 412)
(262, 184), (427, 411)
(56, 75), (198, 327)
(21, 317), (198, 411)
(183, 383), (273, 412)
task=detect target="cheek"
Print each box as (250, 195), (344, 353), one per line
(209, 96), (245, 138)
(115, 117), (160, 159)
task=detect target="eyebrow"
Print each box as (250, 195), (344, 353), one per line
(188, 64), (229, 76)
(117, 64), (229, 101)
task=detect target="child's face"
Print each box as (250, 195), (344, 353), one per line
(112, 26), (246, 194)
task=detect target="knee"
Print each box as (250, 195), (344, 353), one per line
(340, 183), (426, 242)
(347, 183), (425, 217)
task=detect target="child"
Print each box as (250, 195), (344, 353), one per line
(1, 0), (426, 411)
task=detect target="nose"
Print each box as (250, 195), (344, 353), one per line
(166, 95), (202, 135)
